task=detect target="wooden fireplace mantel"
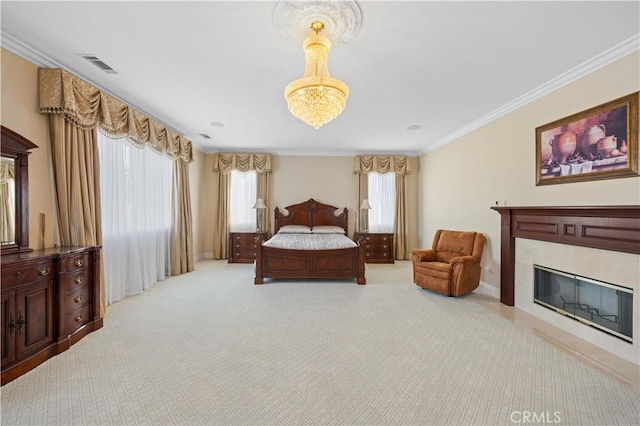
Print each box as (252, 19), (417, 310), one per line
(491, 205), (640, 306)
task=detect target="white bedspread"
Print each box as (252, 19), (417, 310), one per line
(262, 233), (357, 250)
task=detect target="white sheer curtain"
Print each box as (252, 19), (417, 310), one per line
(368, 172), (395, 233)
(97, 132), (172, 305)
(229, 170), (257, 232)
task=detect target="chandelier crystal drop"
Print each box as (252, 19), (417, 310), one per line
(284, 21), (349, 129)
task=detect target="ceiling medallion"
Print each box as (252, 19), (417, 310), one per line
(273, 0), (362, 45)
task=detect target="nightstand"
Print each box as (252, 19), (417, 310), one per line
(354, 232), (394, 264)
(228, 232), (268, 263)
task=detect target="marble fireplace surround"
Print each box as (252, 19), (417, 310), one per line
(492, 205), (640, 364)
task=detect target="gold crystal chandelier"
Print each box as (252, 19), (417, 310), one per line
(284, 22), (349, 129)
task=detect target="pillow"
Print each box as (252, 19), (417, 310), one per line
(278, 225), (312, 234)
(311, 225), (345, 234)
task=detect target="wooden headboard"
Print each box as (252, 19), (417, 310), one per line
(274, 199), (348, 234)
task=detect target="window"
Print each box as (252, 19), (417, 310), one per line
(230, 170), (257, 232)
(368, 172), (395, 233)
(97, 132), (173, 304)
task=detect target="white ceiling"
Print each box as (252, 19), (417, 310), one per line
(2, 1), (639, 156)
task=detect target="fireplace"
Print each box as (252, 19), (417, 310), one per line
(533, 265), (633, 342)
(492, 205), (640, 364)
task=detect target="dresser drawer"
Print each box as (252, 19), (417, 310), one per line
(229, 232), (267, 263)
(64, 286), (91, 314)
(59, 269), (92, 293)
(1, 259), (54, 287)
(59, 252), (91, 273)
(361, 239), (392, 250)
(355, 233), (394, 264)
(64, 304), (91, 334)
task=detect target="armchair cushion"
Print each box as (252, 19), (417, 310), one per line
(412, 230), (485, 296)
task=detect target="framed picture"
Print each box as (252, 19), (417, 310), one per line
(536, 92), (638, 185)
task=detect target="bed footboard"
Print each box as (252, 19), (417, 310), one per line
(254, 243), (366, 285)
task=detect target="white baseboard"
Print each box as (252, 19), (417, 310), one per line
(195, 253), (215, 262)
(478, 281), (500, 299)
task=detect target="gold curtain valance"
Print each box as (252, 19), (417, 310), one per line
(212, 153), (272, 174)
(0, 163), (15, 183)
(353, 155), (411, 176)
(38, 68), (193, 163)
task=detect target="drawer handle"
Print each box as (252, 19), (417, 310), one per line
(74, 259), (84, 267)
(366, 253), (370, 257)
(8, 314), (15, 337)
(383, 245), (388, 249)
(15, 271), (21, 278)
(74, 314), (83, 322)
(17, 311), (25, 335)
(383, 253), (388, 256)
(74, 295), (83, 303)
(383, 237), (388, 241)
(74, 276), (84, 284)
(38, 267), (50, 276)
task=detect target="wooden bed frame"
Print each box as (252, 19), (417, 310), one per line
(254, 199), (366, 285)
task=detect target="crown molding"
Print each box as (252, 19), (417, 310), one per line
(420, 33), (640, 156)
(199, 146), (419, 157)
(1, 31), (61, 67)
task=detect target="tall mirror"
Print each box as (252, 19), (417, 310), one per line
(1, 126), (38, 255)
(0, 156), (16, 245)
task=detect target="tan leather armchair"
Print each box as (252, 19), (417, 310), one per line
(412, 229), (485, 296)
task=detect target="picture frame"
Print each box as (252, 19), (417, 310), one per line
(536, 92), (638, 186)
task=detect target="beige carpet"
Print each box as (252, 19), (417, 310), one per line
(1, 260), (638, 425)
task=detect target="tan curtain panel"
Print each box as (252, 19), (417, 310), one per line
(48, 114), (105, 315)
(257, 172), (271, 233)
(394, 174), (409, 260)
(355, 173), (368, 234)
(38, 68), (193, 163)
(212, 153), (272, 259)
(213, 172), (230, 259)
(170, 160), (194, 274)
(353, 155), (411, 176)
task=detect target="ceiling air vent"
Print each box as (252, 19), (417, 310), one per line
(79, 54), (118, 74)
(199, 134), (212, 139)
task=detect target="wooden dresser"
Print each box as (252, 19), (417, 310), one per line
(354, 232), (395, 264)
(1, 246), (102, 384)
(228, 232), (268, 263)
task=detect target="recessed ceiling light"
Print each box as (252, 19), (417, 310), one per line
(407, 125), (421, 131)
(210, 121), (225, 128)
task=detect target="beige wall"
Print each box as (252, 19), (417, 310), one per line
(1, 49), (55, 248)
(199, 154), (420, 259)
(418, 52), (640, 289)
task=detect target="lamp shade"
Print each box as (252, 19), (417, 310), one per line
(252, 198), (267, 209)
(360, 199), (372, 210)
